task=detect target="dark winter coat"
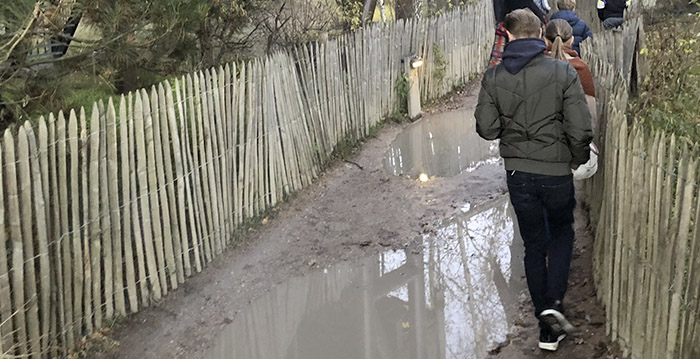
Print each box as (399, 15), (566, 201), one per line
(550, 10), (593, 55)
(597, 0), (629, 21)
(475, 38), (592, 176)
(494, 0), (547, 23)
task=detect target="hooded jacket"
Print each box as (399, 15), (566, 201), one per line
(550, 10), (593, 55)
(475, 38), (592, 175)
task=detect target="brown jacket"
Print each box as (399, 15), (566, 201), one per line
(546, 47), (596, 97)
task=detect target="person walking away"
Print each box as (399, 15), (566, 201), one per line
(597, 0), (630, 30)
(550, 0), (593, 55)
(545, 18), (599, 179)
(489, 0), (547, 67)
(475, 9), (593, 351)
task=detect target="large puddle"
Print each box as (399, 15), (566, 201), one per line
(383, 109), (500, 178)
(204, 196), (525, 359)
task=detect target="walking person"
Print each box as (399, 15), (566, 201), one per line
(550, 0), (593, 55)
(474, 9), (593, 351)
(597, 0), (630, 30)
(489, 0), (548, 67)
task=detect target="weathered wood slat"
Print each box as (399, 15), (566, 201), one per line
(5, 129), (29, 357)
(133, 92), (163, 303)
(23, 122), (51, 358)
(79, 108), (93, 334)
(0, 129), (13, 357)
(175, 78), (201, 273)
(106, 99), (126, 317)
(119, 96), (139, 313)
(149, 87), (178, 291)
(161, 82), (186, 282)
(128, 93), (150, 308)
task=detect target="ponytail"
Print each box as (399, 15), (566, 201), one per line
(551, 36), (567, 60)
(545, 19), (574, 60)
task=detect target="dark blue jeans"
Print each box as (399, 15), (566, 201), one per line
(506, 170), (575, 316)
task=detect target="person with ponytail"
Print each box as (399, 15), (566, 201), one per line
(544, 19), (596, 119)
(545, 19), (599, 179)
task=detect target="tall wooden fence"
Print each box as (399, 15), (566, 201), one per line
(581, 15), (700, 359)
(0, 2), (494, 358)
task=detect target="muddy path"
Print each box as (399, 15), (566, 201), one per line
(109, 84), (621, 359)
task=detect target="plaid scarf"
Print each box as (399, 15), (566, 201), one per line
(489, 22), (509, 68)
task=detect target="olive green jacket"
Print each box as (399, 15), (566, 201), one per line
(475, 54), (593, 176)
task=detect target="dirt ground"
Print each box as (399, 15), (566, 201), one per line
(104, 83), (623, 359)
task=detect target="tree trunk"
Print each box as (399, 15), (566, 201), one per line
(197, 21), (216, 70)
(362, 0), (378, 23)
(117, 64), (139, 93)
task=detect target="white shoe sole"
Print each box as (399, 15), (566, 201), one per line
(540, 309), (576, 334)
(539, 334), (566, 351)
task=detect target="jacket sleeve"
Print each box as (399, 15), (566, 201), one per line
(475, 76), (502, 141)
(562, 65), (593, 167)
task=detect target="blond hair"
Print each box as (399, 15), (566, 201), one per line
(557, 0), (576, 11)
(504, 9), (542, 39)
(545, 19), (573, 60)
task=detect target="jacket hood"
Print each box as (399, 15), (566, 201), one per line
(502, 38), (547, 74)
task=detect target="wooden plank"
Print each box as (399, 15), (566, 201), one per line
(237, 63), (247, 226)
(611, 117), (628, 341)
(55, 112), (76, 347)
(149, 86), (178, 291)
(203, 69), (224, 254)
(160, 82), (185, 282)
(0, 128), (14, 358)
(666, 153), (696, 359)
(128, 93), (150, 308)
(243, 63), (256, 219)
(96, 101), (115, 324)
(167, 80), (192, 277)
(255, 61), (266, 214)
(193, 73), (215, 262)
(637, 131), (659, 357)
(23, 123), (51, 358)
(646, 132), (666, 355)
(5, 129), (29, 357)
(681, 155), (700, 356)
(67, 110), (84, 341)
(224, 64), (236, 239)
(88, 104), (103, 329)
(133, 92), (163, 302)
(106, 99), (126, 317)
(619, 126), (637, 350)
(653, 135), (678, 358)
(79, 108), (93, 334)
(214, 67), (232, 247)
(118, 96), (139, 312)
(186, 74), (210, 267)
(141, 89), (169, 296)
(631, 129), (646, 355)
(175, 78), (201, 274)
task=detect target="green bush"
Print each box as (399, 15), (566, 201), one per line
(632, 12), (700, 141)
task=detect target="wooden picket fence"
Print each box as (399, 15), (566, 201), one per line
(0, 1), (494, 358)
(581, 16), (700, 359)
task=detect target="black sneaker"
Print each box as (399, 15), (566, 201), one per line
(539, 308), (576, 334)
(539, 323), (566, 351)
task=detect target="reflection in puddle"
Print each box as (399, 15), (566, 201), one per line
(383, 110), (500, 178)
(203, 196), (525, 359)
